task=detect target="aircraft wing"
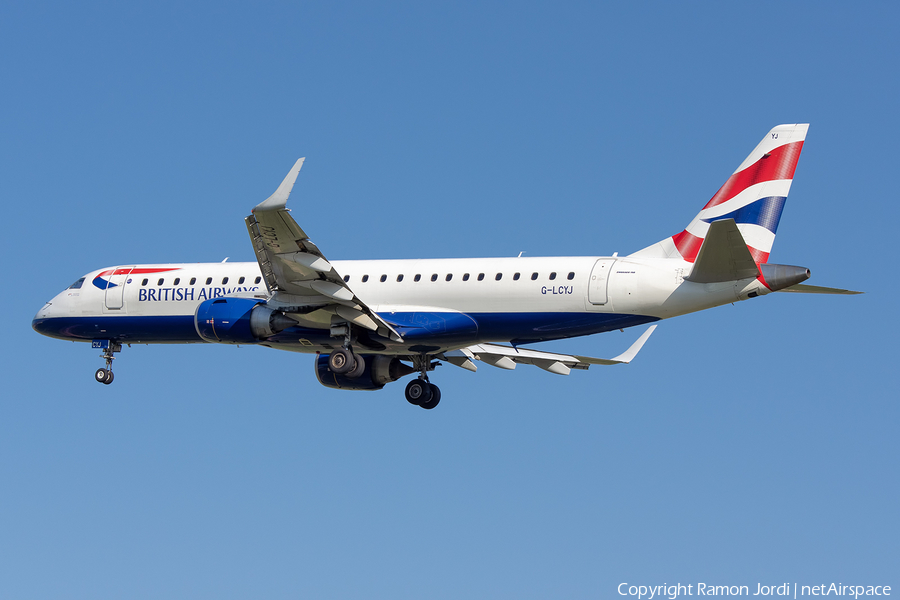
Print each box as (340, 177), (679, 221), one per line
(442, 325), (657, 375)
(244, 159), (402, 341)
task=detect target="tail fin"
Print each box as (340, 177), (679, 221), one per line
(631, 124), (809, 264)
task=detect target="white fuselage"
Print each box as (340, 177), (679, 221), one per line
(33, 255), (770, 354)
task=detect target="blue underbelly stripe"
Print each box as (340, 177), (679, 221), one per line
(33, 311), (660, 346)
(32, 315), (201, 343)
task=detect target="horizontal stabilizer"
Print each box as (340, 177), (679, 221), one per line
(448, 325), (657, 374)
(778, 284), (863, 295)
(685, 219), (759, 283)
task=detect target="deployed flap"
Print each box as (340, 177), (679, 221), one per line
(685, 219), (759, 283)
(245, 159), (402, 342)
(442, 348), (478, 372)
(459, 325), (657, 374)
(778, 284), (863, 295)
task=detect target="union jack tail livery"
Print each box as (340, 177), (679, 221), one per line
(633, 123), (808, 265)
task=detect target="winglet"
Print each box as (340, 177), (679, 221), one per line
(571, 324), (658, 365)
(608, 324), (657, 363)
(254, 158), (305, 212)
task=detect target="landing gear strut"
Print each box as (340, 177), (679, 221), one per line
(327, 324), (367, 379)
(93, 341), (121, 385)
(405, 355), (441, 410)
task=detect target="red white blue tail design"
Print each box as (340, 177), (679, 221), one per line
(632, 124), (808, 264)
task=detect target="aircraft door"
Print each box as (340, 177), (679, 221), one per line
(104, 266), (134, 310)
(588, 259), (616, 305)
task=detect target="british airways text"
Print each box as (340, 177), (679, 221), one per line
(138, 286), (261, 302)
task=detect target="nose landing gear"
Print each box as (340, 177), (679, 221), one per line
(92, 340), (121, 385)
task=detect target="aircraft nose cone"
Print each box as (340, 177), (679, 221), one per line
(32, 302), (60, 338)
(32, 316), (52, 337)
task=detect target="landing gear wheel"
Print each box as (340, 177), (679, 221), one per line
(419, 384), (441, 410)
(405, 378), (432, 406)
(95, 341), (121, 385)
(346, 352), (366, 379)
(329, 348), (355, 374)
(95, 368), (113, 385)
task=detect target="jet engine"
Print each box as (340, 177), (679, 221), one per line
(315, 353), (414, 391)
(194, 297), (296, 344)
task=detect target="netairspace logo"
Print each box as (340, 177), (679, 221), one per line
(617, 582), (892, 599)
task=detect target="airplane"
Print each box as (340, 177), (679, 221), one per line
(33, 124), (860, 409)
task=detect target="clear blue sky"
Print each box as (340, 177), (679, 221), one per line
(2, 2), (896, 598)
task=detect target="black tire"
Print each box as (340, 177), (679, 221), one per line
(420, 384), (441, 410)
(346, 353), (366, 379)
(103, 370), (114, 385)
(328, 348), (355, 374)
(95, 368), (109, 384)
(405, 378), (432, 406)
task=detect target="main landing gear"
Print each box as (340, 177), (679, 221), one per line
(328, 324), (442, 409)
(405, 355), (441, 410)
(328, 346), (366, 378)
(327, 324), (368, 379)
(93, 341), (121, 385)
(405, 378), (441, 410)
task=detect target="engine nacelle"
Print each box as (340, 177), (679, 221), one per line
(315, 353), (414, 391)
(194, 297), (296, 344)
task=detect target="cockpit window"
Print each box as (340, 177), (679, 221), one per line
(68, 277), (86, 290)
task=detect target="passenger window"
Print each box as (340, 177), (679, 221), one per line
(206, 277), (212, 285)
(362, 275), (369, 283)
(513, 273), (520, 281)
(142, 279), (148, 286)
(431, 274), (438, 282)
(222, 277), (229, 284)
(567, 272), (575, 280)
(495, 273), (502, 281)
(343, 275), (350, 282)
(549, 272), (557, 280)
(254, 277), (261, 284)
(397, 274), (404, 282)
(477, 273), (485, 281)
(190, 277), (197, 285)
(463, 273), (470, 281)
(239, 276), (245, 284)
(380, 275), (387, 282)
(531, 272), (538, 280)
(446, 274), (452, 281)
(157, 278), (164, 285)
(174, 278), (180, 285)
(414, 274), (421, 282)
